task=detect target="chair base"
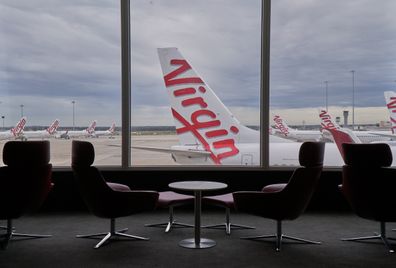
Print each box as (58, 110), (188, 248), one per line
(145, 221), (194, 233)
(203, 223), (255, 235)
(341, 222), (395, 253)
(202, 208), (255, 235)
(0, 219), (51, 250)
(76, 218), (149, 249)
(145, 206), (193, 233)
(240, 220), (320, 251)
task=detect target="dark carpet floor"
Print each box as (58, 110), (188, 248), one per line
(1, 209), (396, 267)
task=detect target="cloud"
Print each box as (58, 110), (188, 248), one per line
(1, 0), (395, 127)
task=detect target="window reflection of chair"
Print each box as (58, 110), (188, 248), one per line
(145, 191), (194, 232)
(233, 142), (325, 251)
(340, 143), (396, 253)
(0, 141), (53, 249)
(202, 193), (255, 235)
(71, 140), (159, 249)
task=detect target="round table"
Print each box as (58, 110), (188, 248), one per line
(169, 181), (227, 249)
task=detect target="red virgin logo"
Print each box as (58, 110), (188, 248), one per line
(319, 110), (338, 130)
(273, 115), (289, 136)
(164, 59), (240, 164)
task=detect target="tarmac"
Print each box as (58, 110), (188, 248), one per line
(0, 134), (179, 167)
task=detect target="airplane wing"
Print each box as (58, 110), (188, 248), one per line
(132, 146), (211, 158)
(368, 132), (396, 139)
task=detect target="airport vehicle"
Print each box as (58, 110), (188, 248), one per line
(92, 123), (116, 138)
(20, 119), (60, 140)
(319, 110), (392, 143)
(0, 117), (26, 140)
(272, 114), (323, 142)
(59, 120), (97, 139)
(132, 47), (348, 166)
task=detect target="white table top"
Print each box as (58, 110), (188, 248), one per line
(169, 181), (227, 191)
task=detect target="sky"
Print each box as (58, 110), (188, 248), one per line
(1, 0), (396, 127)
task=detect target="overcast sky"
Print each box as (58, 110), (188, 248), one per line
(1, 0), (396, 127)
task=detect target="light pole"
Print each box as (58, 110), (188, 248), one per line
(72, 100), (75, 130)
(1, 116), (4, 130)
(20, 104), (24, 117)
(350, 70), (355, 129)
(324, 81), (329, 111)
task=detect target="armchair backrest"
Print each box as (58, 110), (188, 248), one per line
(0, 141), (52, 219)
(280, 142), (325, 219)
(71, 140), (121, 215)
(341, 143), (396, 221)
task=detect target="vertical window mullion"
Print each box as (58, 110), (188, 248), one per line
(121, 0), (131, 168)
(261, 0), (271, 168)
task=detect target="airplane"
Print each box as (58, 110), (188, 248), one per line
(92, 123), (116, 138)
(132, 47), (347, 166)
(20, 119), (60, 140)
(272, 114), (324, 142)
(59, 120), (97, 139)
(322, 124), (396, 166)
(364, 91), (396, 139)
(0, 117), (27, 141)
(385, 91), (396, 134)
(319, 110), (393, 143)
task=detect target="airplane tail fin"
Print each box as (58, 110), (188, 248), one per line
(384, 91), (396, 134)
(11, 117), (27, 137)
(319, 110), (340, 130)
(323, 127), (361, 161)
(86, 120), (97, 134)
(108, 122), (115, 133)
(47, 119), (60, 134)
(157, 47), (257, 164)
(272, 114), (293, 136)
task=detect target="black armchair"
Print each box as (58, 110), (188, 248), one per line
(0, 141), (52, 249)
(340, 143), (396, 253)
(71, 140), (159, 249)
(233, 142), (325, 251)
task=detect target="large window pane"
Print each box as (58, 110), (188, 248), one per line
(0, 0), (121, 166)
(270, 0), (396, 166)
(131, 0), (262, 166)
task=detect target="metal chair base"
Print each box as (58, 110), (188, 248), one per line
(203, 207), (255, 235)
(240, 220), (320, 251)
(0, 219), (51, 250)
(145, 221), (194, 233)
(145, 206), (193, 233)
(341, 222), (395, 253)
(203, 223), (255, 235)
(76, 218), (149, 249)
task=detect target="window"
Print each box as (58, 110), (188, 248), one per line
(130, 0), (262, 166)
(0, 1), (121, 166)
(270, 0), (396, 166)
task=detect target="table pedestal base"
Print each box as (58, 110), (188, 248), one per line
(179, 238), (216, 249)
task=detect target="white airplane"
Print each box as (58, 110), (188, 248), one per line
(92, 123), (116, 138)
(132, 47), (347, 166)
(364, 91), (396, 140)
(319, 110), (392, 143)
(272, 114), (323, 142)
(0, 117), (27, 141)
(322, 124), (396, 166)
(20, 119), (60, 140)
(385, 91), (396, 134)
(59, 120), (97, 139)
